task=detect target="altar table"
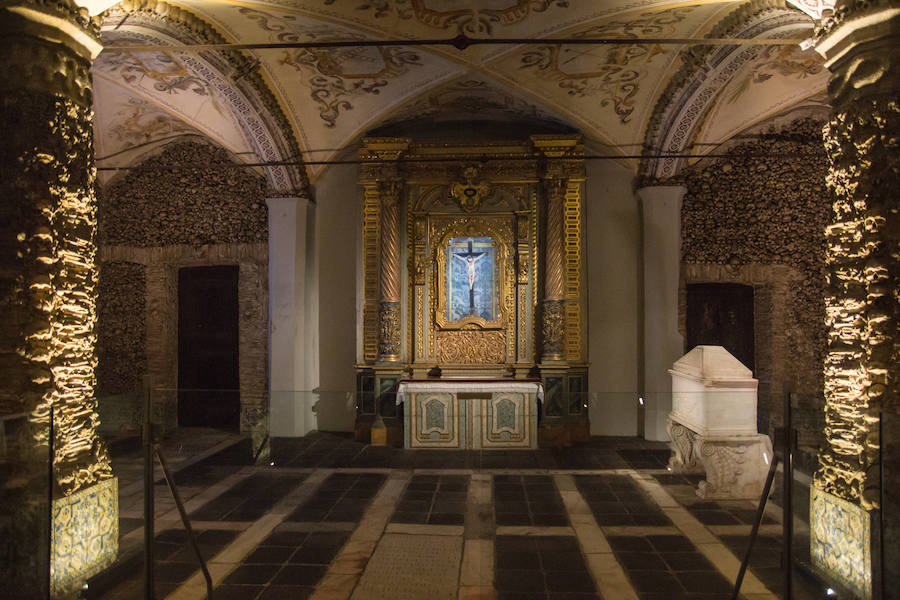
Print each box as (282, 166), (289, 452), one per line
(397, 379), (541, 449)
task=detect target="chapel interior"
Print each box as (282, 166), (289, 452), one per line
(0, 0), (897, 599)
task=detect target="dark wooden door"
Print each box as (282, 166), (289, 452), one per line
(178, 265), (240, 430)
(686, 283), (755, 372)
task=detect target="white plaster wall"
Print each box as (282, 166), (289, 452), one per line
(311, 161), (360, 431)
(584, 154), (641, 436)
(638, 185), (686, 441)
(267, 197), (317, 436)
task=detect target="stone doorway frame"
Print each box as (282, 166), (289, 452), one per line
(679, 262), (802, 435)
(101, 243), (269, 436)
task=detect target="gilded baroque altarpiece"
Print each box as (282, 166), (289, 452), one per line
(356, 136), (588, 434)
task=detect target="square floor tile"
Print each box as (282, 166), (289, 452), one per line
(261, 531), (309, 547)
(545, 570), (595, 593)
(290, 546), (340, 564)
(257, 585), (313, 599)
(607, 536), (654, 552)
(646, 536), (694, 553)
(629, 570), (682, 594)
(222, 564), (280, 585)
(213, 584), (264, 600)
(675, 571), (732, 594)
(244, 546), (295, 564)
(660, 552), (716, 572)
(496, 550), (541, 570)
(495, 569), (545, 592)
(270, 564), (327, 586)
(617, 552), (668, 571)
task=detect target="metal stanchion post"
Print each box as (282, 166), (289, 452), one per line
(782, 392), (794, 600)
(156, 447), (213, 599)
(47, 405), (53, 600)
(732, 454), (781, 599)
(143, 386), (155, 600)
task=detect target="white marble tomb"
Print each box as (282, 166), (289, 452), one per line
(667, 346), (773, 499)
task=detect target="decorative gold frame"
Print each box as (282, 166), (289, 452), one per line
(432, 216), (515, 332)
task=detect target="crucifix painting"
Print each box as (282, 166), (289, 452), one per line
(446, 236), (497, 321)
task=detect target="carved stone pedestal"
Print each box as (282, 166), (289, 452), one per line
(695, 433), (773, 499)
(666, 417), (703, 474)
(668, 416), (772, 499)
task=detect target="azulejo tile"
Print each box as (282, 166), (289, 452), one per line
(810, 486), (871, 599)
(51, 477), (119, 596)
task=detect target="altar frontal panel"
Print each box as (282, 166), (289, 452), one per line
(401, 382), (538, 449)
(408, 392), (463, 448)
(477, 392), (535, 449)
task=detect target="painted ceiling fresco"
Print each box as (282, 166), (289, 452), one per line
(93, 27), (255, 175)
(91, 0), (827, 181)
(697, 44), (828, 147)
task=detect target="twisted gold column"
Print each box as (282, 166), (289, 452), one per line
(378, 181), (402, 361)
(542, 179), (566, 360)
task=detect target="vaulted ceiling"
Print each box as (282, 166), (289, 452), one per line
(90, 0), (832, 189)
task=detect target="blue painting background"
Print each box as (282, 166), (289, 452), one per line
(447, 237), (496, 321)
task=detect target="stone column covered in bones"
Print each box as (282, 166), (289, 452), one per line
(815, 0), (900, 511)
(0, 1), (112, 595)
(811, 2), (900, 596)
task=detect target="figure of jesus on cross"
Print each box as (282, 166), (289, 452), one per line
(452, 240), (487, 317)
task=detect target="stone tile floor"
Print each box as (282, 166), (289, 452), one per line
(391, 474), (469, 526)
(494, 535), (598, 599)
(88, 430), (835, 600)
(493, 475), (569, 527)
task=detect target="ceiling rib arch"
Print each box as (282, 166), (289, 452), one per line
(640, 0), (817, 180)
(98, 0), (307, 193)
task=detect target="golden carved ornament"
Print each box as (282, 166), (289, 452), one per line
(414, 185), (455, 212)
(415, 287), (425, 360)
(437, 330), (507, 364)
(451, 166), (490, 212)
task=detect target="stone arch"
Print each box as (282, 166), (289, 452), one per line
(97, 140), (270, 437)
(99, 0), (307, 194)
(640, 0), (813, 180)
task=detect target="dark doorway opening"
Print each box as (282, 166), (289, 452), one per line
(178, 265), (240, 430)
(686, 283), (755, 372)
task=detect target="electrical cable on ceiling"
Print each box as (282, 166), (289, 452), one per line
(95, 151), (823, 171)
(99, 32), (810, 54)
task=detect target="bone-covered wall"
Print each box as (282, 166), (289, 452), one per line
(679, 118), (830, 451)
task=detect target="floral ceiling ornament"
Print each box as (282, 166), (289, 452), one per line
(322, 0), (569, 35)
(241, 7), (422, 128)
(107, 97), (196, 150)
(99, 49), (213, 97)
(726, 45), (824, 104)
(518, 7), (694, 123)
